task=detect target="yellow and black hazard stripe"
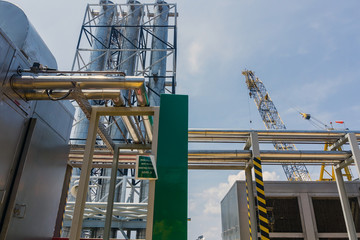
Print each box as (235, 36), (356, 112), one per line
(245, 182), (253, 240)
(253, 157), (270, 240)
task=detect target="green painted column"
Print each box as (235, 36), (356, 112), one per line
(152, 94), (188, 240)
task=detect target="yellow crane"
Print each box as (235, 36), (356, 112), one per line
(300, 112), (352, 181)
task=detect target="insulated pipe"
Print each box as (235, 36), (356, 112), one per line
(68, 148), (352, 164)
(118, 0), (143, 76)
(111, 0), (144, 142)
(12, 75), (152, 143)
(11, 75), (144, 89)
(11, 75), (149, 143)
(187, 150), (351, 163)
(20, 90), (122, 101)
(188, 129), (360, 143)
(89, 1), (115, 71)
(11, 75), (148, 107)
(148, 0), (169, 106)
(72, 1), (116, 147)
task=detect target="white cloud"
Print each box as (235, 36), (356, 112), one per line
(201, 170), (280, 215)
(263, 171), (281, 181)
(203, 226), (221, 240)
(187, 41), (205, 74)
(189, 198), (197, 212)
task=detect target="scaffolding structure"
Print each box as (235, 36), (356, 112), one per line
(62, 1), (178, 239)
(71, 1), (177, 95)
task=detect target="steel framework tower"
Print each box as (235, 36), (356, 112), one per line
(242, 70), (311, 181)
(63, 0), (177, 238)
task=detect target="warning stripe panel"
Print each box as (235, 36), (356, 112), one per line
(245, 182), (252, 240)
(253, 157), (270, 240)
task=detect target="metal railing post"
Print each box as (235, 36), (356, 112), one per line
(334, 166), (357, 239)
(104, 144), (120, 240)
(69, 108), (100, 240)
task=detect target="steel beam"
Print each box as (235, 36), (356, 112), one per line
(69, 108), (100, 240)
(299, 193), (316, 240)
(188, 129), (360, 144)
(329, 135), (348, 151)
(336, 157), (354, 170)
(347, 132), (360, 176)
(334, 167), (357, 240)
(245, 132), (258, 240)
(245, 166), (257, 240)
(68, 106), (157, 240)
(62, 219), (146, 229)
(94, 106), (156, 117)
(146, 108), (160, 240)
(103, 144), (120, 240)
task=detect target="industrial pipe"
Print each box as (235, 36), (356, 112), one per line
(188, 150), (352, 163)
(20, 90), (121, 101)
(11, 75), (144, 89)
(188, 129), (360, 143)
(11, 75), (149, 107)
(68, 147), (352, 164)
(148, 0), (170, 106)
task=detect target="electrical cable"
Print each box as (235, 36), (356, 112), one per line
(46, 77), (76, 101)
(46, 89), (73, 101)
(247, 90), (253, 129)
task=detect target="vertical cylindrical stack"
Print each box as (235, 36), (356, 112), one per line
(65, 0), (175, 238)
(71, 1), (116, 144)
(69, 1), (117, 238)
(119, 0), (143, 76)
(148, 0), (169, 106)
(110, 0), (143, 141)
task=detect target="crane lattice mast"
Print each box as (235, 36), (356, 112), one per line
(242, 70), (311, 181)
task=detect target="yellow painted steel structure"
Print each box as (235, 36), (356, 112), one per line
(253, 157), (270, 240)
(319, 143), (352, 181)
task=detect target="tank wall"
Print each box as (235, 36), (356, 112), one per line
(6, 105), (73, 240)
(0, 6), (75, 239)
(0, 1), (57, 69)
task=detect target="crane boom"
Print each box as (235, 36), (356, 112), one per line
(242, 70), (311, 181)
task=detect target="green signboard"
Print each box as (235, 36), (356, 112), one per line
(135, 155), (158, 180)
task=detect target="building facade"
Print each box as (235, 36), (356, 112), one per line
(221, 181), (360, 240)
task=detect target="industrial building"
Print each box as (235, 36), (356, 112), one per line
(0, 0), (186, 239)
(1, 0), (360, 240)
(221, 181), (360, 239)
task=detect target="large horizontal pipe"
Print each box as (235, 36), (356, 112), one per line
(21, 90), (121, 101)
(22, 90), (146, 142)
(69, 161), (246, 170)
(188, 150), (351, 163)
(189, 129), (360, 143)
(12, 74), (153, 144)
(68, 149), (352, 164)
(11, 74), (149, 107)
(19, 70), (175, 87)
(11, 75), (145, 90)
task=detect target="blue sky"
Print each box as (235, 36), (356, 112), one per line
(10, 0), (360, 239)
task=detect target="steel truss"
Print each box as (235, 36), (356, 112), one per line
(243, 70), (311, 181)
(69, 129), (360, 169)
(67, 128), (360, 239)
(64, 175), (146, 220)
(72, 2), (177, 96)
(65, 106), (159, 240)
(61, 2), (177, 238)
